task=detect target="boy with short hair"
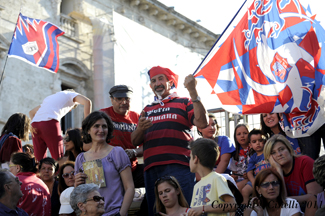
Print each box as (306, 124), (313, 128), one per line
(187, 138), (237, 216)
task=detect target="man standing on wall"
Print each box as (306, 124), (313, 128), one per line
(29, 89), (92, 161)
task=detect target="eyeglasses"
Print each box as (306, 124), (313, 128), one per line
(64, 136), (70, 142)
(113, 97), (130, 103)
(62, 171), (75, 178)
(155, 176), (178, 188)
(260, 180), (280, 188)
(85, 195), (105, 203)
(6, 177), (20, 185)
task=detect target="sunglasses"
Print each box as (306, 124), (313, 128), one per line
(64, 136), (70, 142)
(85, 195), (105, 203)
(260, 180), (280, 188)
(62, 171), (75, 178)
(155, 176), (178, 188)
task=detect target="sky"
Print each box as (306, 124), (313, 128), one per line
(158, 0), (245, 34)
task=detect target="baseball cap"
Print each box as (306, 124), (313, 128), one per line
(59, 187), (74, 214)
(109, 85), (133, 98)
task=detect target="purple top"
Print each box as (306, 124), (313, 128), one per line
(75, 147), (131, 216)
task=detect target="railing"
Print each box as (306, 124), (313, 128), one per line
(60, 14), (78, 37)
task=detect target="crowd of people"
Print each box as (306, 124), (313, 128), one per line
(0, 66), (324, 216)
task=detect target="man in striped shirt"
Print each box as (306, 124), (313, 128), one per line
(131, 66), (208, 215)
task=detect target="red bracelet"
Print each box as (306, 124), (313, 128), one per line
(202, 205), (205, 215)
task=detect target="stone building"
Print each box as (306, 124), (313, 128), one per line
(0, 0), (219, 135)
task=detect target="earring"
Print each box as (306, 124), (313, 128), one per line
(259, 193), (262, 197)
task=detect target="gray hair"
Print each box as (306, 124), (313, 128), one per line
(70, 184), (100, 216)
(313, 154), (325, 188)
(0, 169), (11, 198)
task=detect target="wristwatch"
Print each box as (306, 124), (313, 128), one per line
(132, 149), (138, 157)
(192, 96), (201, 103)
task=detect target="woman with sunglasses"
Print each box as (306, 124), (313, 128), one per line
(264, 134), (322, 215)
(74, 111), (134, 216)
(59, 161), (75, 195)
(250, 168), (301, 216)
(154, 176), (189, 216)
(9, 152), (51, 216)
(70, 183), (105, 216)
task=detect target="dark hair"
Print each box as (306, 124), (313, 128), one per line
(248, 128), (266, 156)
(81, 111), (114, 143)
(197, 113), (220, 137)
(22, 144), (34, 155)
(190, 138), (219, 170)
(0, 169), (11, 198)
(65, 128), (83, 161)
(10, 152), (38, 173)
(1, 113), (31, 141)
(39, 157), (59, 173)
(260, 113), (285, 139)
(253, 168), (286, 208)
(233, 124), (249, 161)
(154, 176), (189, 213)
(313, 154), (325, 188)
(58, 161), (75, 194)
(227, 180), (243, 204)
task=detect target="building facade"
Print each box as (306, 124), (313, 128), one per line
(0, 0), (219, 135)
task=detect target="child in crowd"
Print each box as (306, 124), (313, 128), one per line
(185, 138), (237, 216)
(241, 129), (270, 206)
(229, 124), (250, 191)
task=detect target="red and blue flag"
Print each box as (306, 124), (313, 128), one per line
(8, 13), (65, 73)
(194, 0), (325, 138)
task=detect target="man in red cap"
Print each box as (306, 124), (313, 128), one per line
(132, 66), (208, 215)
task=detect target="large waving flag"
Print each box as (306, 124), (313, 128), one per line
(194, 0), (325, 138)
(8, 13), (65, 73)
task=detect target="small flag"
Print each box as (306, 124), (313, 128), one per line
(194, 0), (325, 138)
(8, 13), (65, 73)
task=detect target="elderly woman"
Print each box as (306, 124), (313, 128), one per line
(70, 184), (105, 216)
(250, 168), (301, 216)
(264, 134), (323, 215)
(9, 152), (51, 216)
(0, 113), (31, 165)
(74, 111), (134, 216)
(197, 113), (236, 174)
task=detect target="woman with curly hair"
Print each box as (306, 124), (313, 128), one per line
(0, 113), (31, 164)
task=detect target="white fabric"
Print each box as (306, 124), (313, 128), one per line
(32, 91), (79, 123)
(59, 187), (74, 214)
(250, 198), (302, 216)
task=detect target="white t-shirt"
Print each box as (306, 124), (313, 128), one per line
(250, 198), (302, 216)
(32, 91), (79, 123)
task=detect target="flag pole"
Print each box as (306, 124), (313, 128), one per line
(193, 0), (248, 75)
(0, 12), (21, 93)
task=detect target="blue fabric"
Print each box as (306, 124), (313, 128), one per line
(217, 136), (236, 155)
(144, 164), (195, 216)
(246, 153), (270, 176)
(0, 202), (29, 216)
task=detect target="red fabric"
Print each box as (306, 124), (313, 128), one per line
(0, 134), (22, 163)
(17, 172), (51, 216)
(100, 106), (140, 171)
(31, 119), (64, 161)
(149, 66), (179, 88)
(284, 155), (315, 196)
